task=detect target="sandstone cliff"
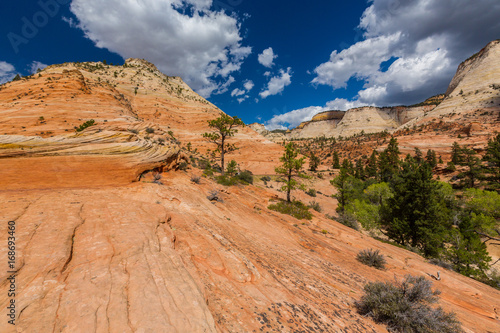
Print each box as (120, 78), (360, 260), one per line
(1, 57), (500, 333)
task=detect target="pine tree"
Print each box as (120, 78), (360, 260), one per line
(451, 142), (462, 164)
(366, 150), (378, 179)
(426, 149), (438, 168)
(446, 214), (491, 278)
(275, 143), (306, 202)
(483, 133), (500, 191)
(414, 147), (423, 164)
(226, 160), (238, 176)
(332, 151), (340, 169)
(309, 152), (320, 171)
(458, 148), (481, 188)
(202, 113), (244, 175)
(380, 160), (451, 257)
(331, 159), (351, 213)
(355, 158), (365, 180)
(378, 138), (400, 182)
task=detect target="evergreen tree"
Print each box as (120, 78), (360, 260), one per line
(332, 151), (340, 169)
(483, 133), (500, 191)
(355, 158), (365, 180)
(380, 160), (451, 257)
(451, 142), (462, 164)
(226, 160), (238, 176)
(457, 148), (481, 188)
(426, 149), (438, 168)
(309, 152), (320, 171)
(331, 159), (366, 213)
(414, 147), (423, 164)
(366, 150), (378, 179)
(202, 113), (244, 175)
(12, 74), (21, 81)
(275, 143), (306, 202)
(445, 213), (491, 278)
(378, 138), (400, 182)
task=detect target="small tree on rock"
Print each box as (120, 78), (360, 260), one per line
(275, 143), (306, 202)
(202, 113), (244, 175)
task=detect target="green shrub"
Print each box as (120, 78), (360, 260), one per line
(268, 200), (313, 220)
(145, 127), (155, 134)
(446, 161), (456, 172)
(236, 170), (253, 184)
(75, 119), (95, 132)
(336, 212), (360, 230)
(356, 249), (386, 269)
(306, 188), (317, 197)
(356, 275), (463, 333)
(215, 175), (238, 186)
(178, 161), (188, 171)
(308, 201), (322, 212)
(260, 176), (271, 182)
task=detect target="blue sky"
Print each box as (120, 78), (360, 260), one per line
(1, 1), (500, 129)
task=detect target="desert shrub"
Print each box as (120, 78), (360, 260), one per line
(198, 159), (211, 170)
(207, 190), (222, 202)
(356, 275), (463, 333)
(336, 212), (360, 230)
(178, 161), (188, 171)
(260, 176), (271, 182)
(308, 201), (322, 212)
(306, 188), (317, 197)
(236, 170), (253, 184)
(153, 173), (163, 185)
(317, 173), (324, 179)
(215, 175), (238, 186)
(190, 175), (201, 184)
(356, 249), (386, 269)
(145, 127), (155, 134)
(428, 258), (454, 271)
(268, 200), (313, 220)
(128, 129), (139, 134)
(75, 119), (95, 132)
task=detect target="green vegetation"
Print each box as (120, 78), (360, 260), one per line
(329, 137), (499, 286)
(356, 275), (463, 333)
(275, 142), (306, 202)
(75, 119), (95, 132)
(268, 200), (313, 220)
(202, 113), (244, 175)
(356, 249), (386, 269)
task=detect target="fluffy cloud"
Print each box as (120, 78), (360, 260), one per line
(68, 0), (251, 97)
(258, 47), (277, 68)
(231, 79), (254, 102)
(265, 98), (365, 130)
(0, 61), (16, 84)
(243, 80), (254, 91)
(259, 67), (292, 99)
(29, 61), (48, 74)
(312, 0), (500, 106)
(231, 88), (245, 97)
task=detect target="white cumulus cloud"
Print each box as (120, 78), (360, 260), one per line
(243, 80), (254, 91)
(259, 67), (292, 99)
(312, 0), (500, 106)
(68, 0), (251, 98)
(29, 61), (48, 74)
(258, 47), (277, 68)
(265, 98), (366, 130)
(0, 61), (16, 84)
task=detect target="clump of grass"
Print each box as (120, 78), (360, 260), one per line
(190, 175), (201, 184)
(356, 275), (463, 333)
(356, 249), (386, 269)
(268, 200), (313, 220)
